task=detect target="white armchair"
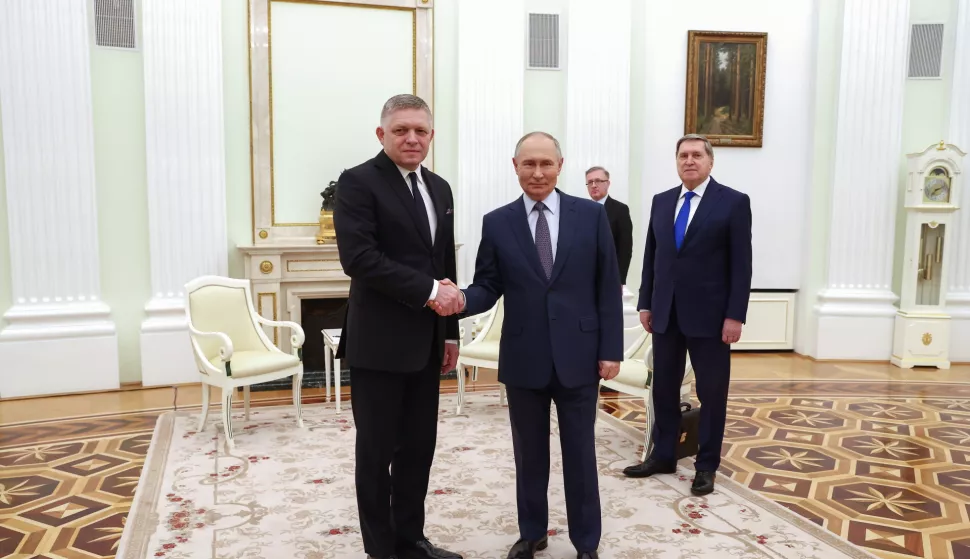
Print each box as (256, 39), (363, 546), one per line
(598, 326), (694, 461)
(184, 276), (306, 450)
(455, 297), (506, 415)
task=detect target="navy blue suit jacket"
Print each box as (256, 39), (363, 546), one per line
(462, 190), (625, 390)
(638, 178), (752, 338)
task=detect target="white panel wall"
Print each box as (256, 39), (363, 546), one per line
(947, 0), (970, 362)
(455, 0), (526, 285)
(0, 0), (118, 397)
(563, 0), (631, 202)
(638, 0), (815, 290)
(140, 0), (229, 386)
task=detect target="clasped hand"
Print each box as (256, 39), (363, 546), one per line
(428, 279), (463, 316)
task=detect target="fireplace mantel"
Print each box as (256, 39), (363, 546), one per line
(238, 242), (349, 353)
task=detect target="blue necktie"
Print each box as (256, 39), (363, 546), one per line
(674, 191), (696, 250)
(533, 202), (553, 279)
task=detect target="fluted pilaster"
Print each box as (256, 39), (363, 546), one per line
(455, 0), (525, 285)
(140, 0), (228, 386)
(947, 0), (970, 360)
(0, 0), (118, 397)
(563, 0), (631, 202)
(816, 0), (910, 359)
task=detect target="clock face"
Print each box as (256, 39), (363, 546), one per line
(923, 167), (951, 203)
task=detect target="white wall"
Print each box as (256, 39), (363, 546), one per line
(640, 0), (816, 290)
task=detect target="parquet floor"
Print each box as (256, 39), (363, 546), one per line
(1, 355), (968, 559)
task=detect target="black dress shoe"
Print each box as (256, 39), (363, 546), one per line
(368, 556), (398, 559)
(691, 470), (716, 495)
(622, 458), (677, 478)
(577, 551), (599, 559)
(507, 536), (548, 559)
(399, 539), (462, 559)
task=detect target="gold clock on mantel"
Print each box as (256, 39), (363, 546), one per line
(892, 142), (964, 370)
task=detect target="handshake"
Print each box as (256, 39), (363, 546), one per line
(427, 279), (464, 316)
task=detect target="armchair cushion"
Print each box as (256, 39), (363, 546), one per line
(209, 350), (300, 378)
(460, 341), (500, 362)
(612, 360), (651, 389)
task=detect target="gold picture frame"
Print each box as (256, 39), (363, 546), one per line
(685, 30), (767, 147)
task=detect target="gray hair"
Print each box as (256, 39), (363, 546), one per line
(676, 134), (714, 158)
(380, 94), (433, 126)
(585, 166), (610, 178)
(514, 131), (563, 159)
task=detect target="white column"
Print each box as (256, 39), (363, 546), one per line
(947, 0), (970, 362)
(563, 0), (631, 203)
(139, 0), (228, 386)
(455, 0), (525, 285)
(0, 0), (119, 397)
(815, 0), (911, 359)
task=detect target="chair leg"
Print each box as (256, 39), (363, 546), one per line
(456, 363), (466, 415)
(643, 392), (654, 463)
(293, 372), (305, 428)
(243, 386), (251, 421)
(222, 387), (235, 451)
(471, 365), (479, 382)
(499, 383), (507, 406)
(197, 383), (210, 432)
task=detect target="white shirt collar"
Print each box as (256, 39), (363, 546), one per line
(680, 176), (711, 199)
(396, 164), (423, 185)
(595, 194), (608, 205)
(523, 189), (560, 215)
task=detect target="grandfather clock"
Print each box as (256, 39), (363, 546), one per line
(891, 142), (964, 369)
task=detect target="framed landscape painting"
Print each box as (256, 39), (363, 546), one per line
(685, 30), (768, 147)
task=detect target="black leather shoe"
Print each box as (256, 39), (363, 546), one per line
(507, 536), (548, 559)
(368, 556), (398, 559)
(691, 470), (716, 495)
(622, 458), (676, 478)
(399, 539), (462, 559)
(577, 551), (599, 559)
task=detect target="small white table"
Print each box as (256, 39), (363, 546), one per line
(322, 328), (342, 414)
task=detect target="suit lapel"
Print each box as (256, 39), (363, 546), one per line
(506, 198), (548, 282)
(658, 188), (679, 251)
(549, 191), (575, 284)
(374, 151), (432, 249)
(421, 167), (447, 247)
(681, 179), (723, 251)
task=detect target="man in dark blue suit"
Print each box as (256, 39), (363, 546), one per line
(433, 132), (623, 559)
(622, 134), (752, 496)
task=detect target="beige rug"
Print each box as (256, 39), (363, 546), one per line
(118, 392), (876, 558)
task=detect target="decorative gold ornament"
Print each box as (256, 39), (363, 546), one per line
(922, 332), (933, 346)
(259, 261), (273, 274)
(258, 230), (268, 239)
(936, 140), (946, 150)
(316, 210), (337, 245)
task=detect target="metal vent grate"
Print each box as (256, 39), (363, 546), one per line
(94, 0), (136, 49)
(908, 23), (944, 78)
(528, 13), (559, 69)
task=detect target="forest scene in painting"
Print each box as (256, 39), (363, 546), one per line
(694, 41), (757, 136)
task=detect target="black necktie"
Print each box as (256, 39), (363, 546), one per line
(408, 172), (433, 245)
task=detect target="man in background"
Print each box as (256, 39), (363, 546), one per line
(333, 94), (463, 559)
(623, 134), (752, 497)
(434, 132), (623, 559)
(585, 166), (633, 287)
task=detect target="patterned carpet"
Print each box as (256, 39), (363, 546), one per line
(2, 381), (969, 558)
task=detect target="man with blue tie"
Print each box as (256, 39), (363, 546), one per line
(622, 134), (752, 496)
(433, 131), (624, 559)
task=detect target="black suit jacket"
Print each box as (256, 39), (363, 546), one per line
(332, 150), (459, 372)
(603, 196), (633, 284)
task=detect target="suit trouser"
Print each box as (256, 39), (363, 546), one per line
(650, 307), (731, 472)
(504, 372), (601, 553)
(350, 341), (441, 557)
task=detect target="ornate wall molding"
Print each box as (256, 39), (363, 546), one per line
(455, 0), (525, 285)
(0, 0), (118, 397)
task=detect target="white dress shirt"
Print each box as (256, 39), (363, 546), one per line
(674, 176), (710, 229)
(396, 164), (437, 243)
(523, 189), (560, 261)
(595, 194), (608, 205)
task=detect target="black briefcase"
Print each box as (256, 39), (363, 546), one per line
(676, 402), (701, 459)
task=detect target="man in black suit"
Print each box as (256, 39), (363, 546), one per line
(333, 94), (464, 559)
(585, 167), (633, 286)
(623, 134), (752, 497)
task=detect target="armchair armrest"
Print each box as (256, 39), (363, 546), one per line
(254, 315), (306, 348)
(187, 324), (234, 362)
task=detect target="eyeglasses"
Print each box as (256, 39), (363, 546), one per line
(586, 179), (608, 186)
